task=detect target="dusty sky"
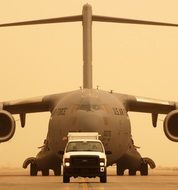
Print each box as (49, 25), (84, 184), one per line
(0, 0), (178, 168)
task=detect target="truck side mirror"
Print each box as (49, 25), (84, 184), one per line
(105, 150), (112, 155)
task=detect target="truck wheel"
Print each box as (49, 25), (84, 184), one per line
(42, 169), (49, 176)
(100, 172), (107, 183)
(63, 172), (70, 183)
(30, 163), (38, 176)
(140, 163), (148, 176)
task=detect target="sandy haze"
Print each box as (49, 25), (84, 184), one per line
(0, 0), (178, 168)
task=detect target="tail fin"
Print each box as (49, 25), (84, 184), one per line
(0, 4), (178, 89)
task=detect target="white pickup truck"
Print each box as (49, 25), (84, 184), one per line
(63, 132), (107, 183)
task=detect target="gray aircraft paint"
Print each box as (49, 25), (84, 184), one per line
(48, 89), (131, 165)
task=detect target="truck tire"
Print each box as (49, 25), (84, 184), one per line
(100, 171), (107, 183)
(63, 172), (70, 183)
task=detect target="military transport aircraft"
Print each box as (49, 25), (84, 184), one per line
(0, 4), (178, 176)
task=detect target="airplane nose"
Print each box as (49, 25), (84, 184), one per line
(74, 110), (105, 132)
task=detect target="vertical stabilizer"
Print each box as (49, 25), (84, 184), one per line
(82, 4), (93, 89)
(0, 4), (177, 90)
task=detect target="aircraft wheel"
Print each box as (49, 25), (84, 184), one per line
(140, 163), (148, 176)
(54, 167), (61, 176)
(129, 169), (136, 176)
(42, 169), (49, 176)
(117, 166), (124, 176)
(30, 163), (38, 176)
(63, 172), (70, 183)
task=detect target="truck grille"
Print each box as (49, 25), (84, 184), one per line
(70, 155), (100, 168)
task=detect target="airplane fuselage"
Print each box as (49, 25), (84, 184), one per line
(47, 89), (131, 165)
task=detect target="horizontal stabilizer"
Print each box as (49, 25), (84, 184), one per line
(0, 15), (82, 27)
(0, 15), (178, 28)
(92, 15), (178, 27)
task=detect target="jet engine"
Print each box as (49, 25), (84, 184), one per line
(164, 110), (178, 142)
(0, 110), (16, 143)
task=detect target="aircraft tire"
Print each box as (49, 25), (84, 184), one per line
(42, 169), (49, 176)
(116, 166), (124, 176)
(54, 167), (61, 176)
(129, 169), (136, 176)
(30, 163), (38, 176)
(140, 163), (148, 176)
(63, 172), (70, 183)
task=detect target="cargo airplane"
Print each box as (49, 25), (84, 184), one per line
(0, 4), (178, 176)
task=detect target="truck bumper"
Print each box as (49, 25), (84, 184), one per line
(63, 166), (106, 178)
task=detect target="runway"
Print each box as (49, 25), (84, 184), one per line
(1, 167), (178, 190)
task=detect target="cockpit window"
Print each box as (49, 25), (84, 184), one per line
(66, 141), (104, 152)
(69, 104), (110, 113)
(79, 104), (100, 111)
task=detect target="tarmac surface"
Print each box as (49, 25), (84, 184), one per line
(1, 166), (178, 190)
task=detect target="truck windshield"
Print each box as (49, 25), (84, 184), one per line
(66, 141), (104, 152)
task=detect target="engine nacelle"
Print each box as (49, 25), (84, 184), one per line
(0, 110), (16, 143)
(164, 110), (178, 142)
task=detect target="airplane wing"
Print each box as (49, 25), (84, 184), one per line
(117, 94), (177, 114)
(113, 93), (178, 142)
(1, 96), (50, 114)
(0, 95), (51, 142)
(0, 92), (69, 142)
(1, 92), (69, 114)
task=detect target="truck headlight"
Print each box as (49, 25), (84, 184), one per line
(65, 162), (70, 167)
(100, 158), (105, 166)
(100, 162), (105, 166)
(64, 158), (70, 167)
